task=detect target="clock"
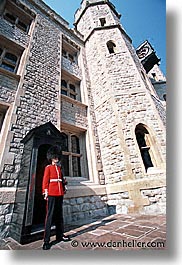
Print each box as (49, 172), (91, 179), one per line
(137, 46), (150, 59)
(136, 41), (154, 60)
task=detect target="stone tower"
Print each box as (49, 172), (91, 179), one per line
(74, 0), (166, 211)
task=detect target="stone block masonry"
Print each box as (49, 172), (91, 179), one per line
(0, 3), (62, 240)
(63, 195), (108, 224)
(141, 187), (166, 214)
(1, 14), (61, 186)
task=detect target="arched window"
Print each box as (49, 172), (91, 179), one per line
(135, 124), (154, 172)
(71, 135), (80, 154)
(61, 80), (67, 88)
(61, 80), (68, 96)
(0, 50), (18, 72)
(4, 52), (17, 64)
(61, 134), (81, 177)
(69, 84), (76, 100)
(71, 135), (81, 177)
(60, 133), (68, 152)
(107, 41), (116, 54)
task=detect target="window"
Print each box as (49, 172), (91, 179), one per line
(68, 54), (75, 63)
(0, 46), (19, 73)
(71, 135), (80, 153)
(61, 133), (82, 177)
(69, 84), (76, 100)
(152, 73), (156, 78)
(0, 105), (8, 133)
(61, 79), (79, 101)
(135, 124), (154, 172)
(107, 41), (116, 54)
(62, 49), (67, 58)
(163, 94), (166, 101)
(62, 50), (77, 64)
(62, 37), (79, 65)
(60, 133), (68, 152)
(61, 80), (68, 96)
(3, 0), (34, 34)
(100, 18), (106, 27)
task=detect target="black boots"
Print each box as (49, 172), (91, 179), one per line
(42, 242), (51, 250)
(42, 235), (71, 250)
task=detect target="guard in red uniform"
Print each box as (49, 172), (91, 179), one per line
(42, 145), (70, 250)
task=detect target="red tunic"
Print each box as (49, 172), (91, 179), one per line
(42, 164), (64, 196)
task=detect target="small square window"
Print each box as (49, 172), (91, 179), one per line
(100, 18), (106, 27)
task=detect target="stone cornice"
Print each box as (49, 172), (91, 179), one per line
(84, 24), (132, 44)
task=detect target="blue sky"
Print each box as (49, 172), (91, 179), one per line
(43, 0), (166, 75)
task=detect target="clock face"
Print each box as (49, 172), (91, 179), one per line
(137, 46), (150, 59)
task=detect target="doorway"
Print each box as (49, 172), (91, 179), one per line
(32, 144), (51, 231)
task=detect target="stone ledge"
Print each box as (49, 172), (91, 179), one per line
(0, 68), (21, 82)
(65, 183), (106, 199)
(65, 176), (166, 199)
(106, 177), (166, 194)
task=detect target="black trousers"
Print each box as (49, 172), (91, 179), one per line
(44, 196), (64, 243)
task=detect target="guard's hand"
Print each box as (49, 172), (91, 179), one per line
(64, 185), (68, 194)
(63, 177), (68, 185)
(43, 192), (48, 200)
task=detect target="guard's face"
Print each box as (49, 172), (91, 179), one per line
(52, 158), (59, 164)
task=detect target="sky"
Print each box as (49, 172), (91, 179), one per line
(43, 0), (166, 75)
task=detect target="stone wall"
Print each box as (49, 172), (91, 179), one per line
(151, 95), (166, 126)
(141, 187), (166, 214)
(0, 18), (30, 48)
(106, 192), (134, 214)
(0, 13), (61, 186)
(61, 97), (88, 130)
(0, 188), (16, 239)
(0, 73), (19, 97)
(75, 0), (121, 30)
(63, 195), (108, 224)
(152, 82), (166, 102)
(62, 57), (82, 80)
(83, 26), (166, 184)
(0, 1), (62, 240)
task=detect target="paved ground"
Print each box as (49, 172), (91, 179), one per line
(0, 214), (166, 251)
